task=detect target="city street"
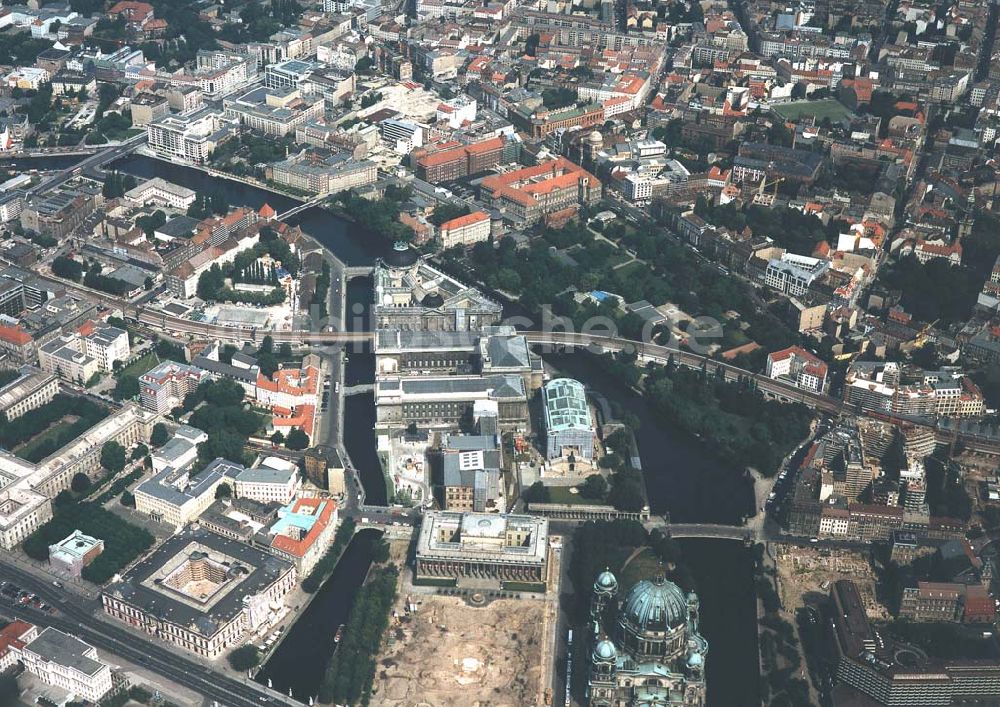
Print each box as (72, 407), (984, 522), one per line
(0, 560), (296, 707)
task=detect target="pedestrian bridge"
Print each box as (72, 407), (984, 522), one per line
(646, 521), (756, 544)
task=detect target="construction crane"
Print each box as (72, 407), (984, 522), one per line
(912, 318), (939, 349)
(751, 176), (784, 206)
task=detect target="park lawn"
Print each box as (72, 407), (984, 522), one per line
(618, 547), (663, 589)
(13, 419), (78, 463)
(614, 260), (649, 281)
(547, 486), (597, 505)
(118, 351), (160, 379)
(772, 99), (853, 123)
(605, 249), (631, 268)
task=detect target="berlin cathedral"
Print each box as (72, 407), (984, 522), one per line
(586, 569), (708, 706)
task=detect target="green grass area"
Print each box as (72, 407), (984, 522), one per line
(546, 486), (597, 505)
(117, 351), (160, 379)
(613, 260), (648, 281)
(772, 99), (853, 122)
(13, 420), (76, 463)
(23, 503), (154, 584)
(412, 576), (457, 587)
(501, 581), (546, 593)
(605, 250), (631, 268)
(619, 547), (663, 589)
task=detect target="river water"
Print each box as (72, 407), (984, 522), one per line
(255, 528), (382, 700)
(96, 155), (759, 706)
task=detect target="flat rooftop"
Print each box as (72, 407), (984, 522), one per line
(103, 527), (293, 637)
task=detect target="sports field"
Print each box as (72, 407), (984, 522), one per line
(772, 99), (853, 122)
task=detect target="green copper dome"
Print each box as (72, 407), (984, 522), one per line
(595, 570), (618, 591)
(621, 577), (688, 632)
(594, 639), (617, 661)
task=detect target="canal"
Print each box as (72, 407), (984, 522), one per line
(545, 352), (761, 706)
(109, 155), (385, 266)
(106, 155), (759, 706)
(255, 528), (383, 701)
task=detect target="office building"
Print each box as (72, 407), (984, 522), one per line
(233, 458), (302, 505)
(140, 361), (210, 415)
(103, 529), (295, 658)
(479, 157), (602, 226)
(267, 149), (377, 195)
(48, 530), (104, 578)
(438, 211), (491, 249)
(223, 86), (324, 137)
(16, 628), (113, 703)
(828, 580), (1000, 705)
(265, 497), (338, 574)
(0, 365), (58, 421)
(414, 136), (507, 183)
(766, 345), (829, 393)
(146, 109), (235, 164)
(134, 457), (242, 528)
(441, 433), (502, 513)
(124, 177), (197, 209)
(764, 254), (830, 297)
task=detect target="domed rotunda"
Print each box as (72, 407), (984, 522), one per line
(586, 570), (708, 706)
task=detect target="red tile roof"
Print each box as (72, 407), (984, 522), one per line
(0, 325), (32, 346)
(270, 498), (336, 557)
(439, 211), (489, 231)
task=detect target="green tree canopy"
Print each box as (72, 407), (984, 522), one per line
(100, 441), (127, 473)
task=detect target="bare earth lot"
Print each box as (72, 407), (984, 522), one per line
(371, 595), (545, 707)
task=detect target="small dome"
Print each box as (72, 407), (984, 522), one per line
(594, 639), (617, 661)
(595, 570), (617, 590)
(385, 241), (418, 268)
(687, 652), (703, 668)
(421, 292), (445, 308)
(621, 577), (689, 632)
(587, 130), (603, 144)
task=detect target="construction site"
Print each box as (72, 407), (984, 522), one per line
(774, 544), (889, 619)
(370, 595), (546, 707)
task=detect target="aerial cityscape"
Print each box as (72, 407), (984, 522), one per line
(0, 0), (999, 705)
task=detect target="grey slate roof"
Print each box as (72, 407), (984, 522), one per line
(25, 628), (105, 676)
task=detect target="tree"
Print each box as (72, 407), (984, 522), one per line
(100, 441), (127, 474)
(525, 32), (540, 56)
(113, 374), (139, 401)
(0, 674), (19, 707)
(278, 342), (292, 359)
(285, 428), (309, 450)
(270, 431), (285, 446)
(150, 422), (169, 447)
(215, 482), (232, 499)
(260, 335), (274, 355)
(131, 443), (148, 461)
(52, 255), (83, 281)
(372, 538), (391, 563)
(579, 474), (608, 500)
(227, 645), (260, 672)
(71, 472), (91, 494)
(522, 481), (550, 503)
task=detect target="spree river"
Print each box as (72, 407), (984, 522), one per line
(104, 155), (760, 706)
